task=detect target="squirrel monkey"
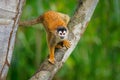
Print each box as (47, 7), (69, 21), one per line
(41, 11), (71, 64)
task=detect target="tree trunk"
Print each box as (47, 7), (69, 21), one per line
(0, 0), (25, 80)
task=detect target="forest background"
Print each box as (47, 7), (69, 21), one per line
(7, 0), (120, 80)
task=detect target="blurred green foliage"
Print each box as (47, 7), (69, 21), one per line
(7, 0), (120, 80)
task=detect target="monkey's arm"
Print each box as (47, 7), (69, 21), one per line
(55, 40), (71, 49)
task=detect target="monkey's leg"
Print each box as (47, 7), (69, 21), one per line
(48, 45), (55, 64)
(47, 34), (56, 64)
(55, 42), (63, 49)
(55, 45), (62, 49)
(63, 40), (71, 49)
(57, 12), (70, 25)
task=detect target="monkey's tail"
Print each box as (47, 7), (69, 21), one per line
(19, 15), (43, 26)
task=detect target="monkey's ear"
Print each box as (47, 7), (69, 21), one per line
(57, 12), (70, 25)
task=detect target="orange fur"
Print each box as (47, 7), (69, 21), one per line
(41, 11), (70, 64)
(42, 11), (67, 32)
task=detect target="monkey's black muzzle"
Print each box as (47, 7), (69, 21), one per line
(60, 36), (64, 39)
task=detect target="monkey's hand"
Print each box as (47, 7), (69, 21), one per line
(63, 40), (71, 49)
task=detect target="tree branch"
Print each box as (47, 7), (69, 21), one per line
(29, 0), (99, 80)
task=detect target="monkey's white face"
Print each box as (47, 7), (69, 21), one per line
(58, 30), (68, 39)
(55, 27), (68, 41)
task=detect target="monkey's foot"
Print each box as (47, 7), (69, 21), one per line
(63, 40), (71, 49)
(48, 58), (55, 64)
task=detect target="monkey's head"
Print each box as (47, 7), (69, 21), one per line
(55, 26), (68, 40)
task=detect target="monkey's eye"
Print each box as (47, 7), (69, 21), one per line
(58, 31), (62, 35)
(60, 33), (62, 35)
(63, 31), (66, 35)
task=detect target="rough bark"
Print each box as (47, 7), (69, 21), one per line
(0, 0), (25, 80)
(30, 0), (99, 80)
